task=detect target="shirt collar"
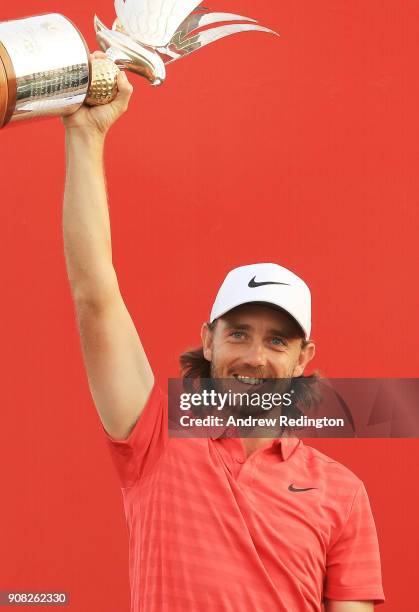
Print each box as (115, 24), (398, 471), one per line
(210, 428), (301, 461)
(271, 436), (301, 460)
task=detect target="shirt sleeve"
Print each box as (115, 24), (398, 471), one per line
(102, 382), (168, 488)
(323, 481), (385, 604)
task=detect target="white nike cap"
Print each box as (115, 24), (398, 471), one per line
(210, 263), (312, 339)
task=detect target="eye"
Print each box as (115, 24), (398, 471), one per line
(230, 331), (246, 339)
(271, 336), (286, 347)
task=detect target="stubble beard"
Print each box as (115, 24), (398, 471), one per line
(209, 360), (296, 418)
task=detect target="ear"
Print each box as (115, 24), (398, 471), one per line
(201, 322), (214, 362)
(293, 341), (316, 377)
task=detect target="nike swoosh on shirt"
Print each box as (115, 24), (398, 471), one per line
(248, 276), (290, 288)
(288, 483), (317, 493)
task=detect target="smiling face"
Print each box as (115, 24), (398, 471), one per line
(201, 303), (315, 383)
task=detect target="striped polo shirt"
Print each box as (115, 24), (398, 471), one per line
(104, 383), (385, 611)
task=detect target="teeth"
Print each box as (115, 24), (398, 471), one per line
(235, 375), (265, 385)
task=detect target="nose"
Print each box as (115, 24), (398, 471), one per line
(243, 342), (267, 369)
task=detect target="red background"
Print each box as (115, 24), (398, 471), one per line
(1, 1), (418, 610)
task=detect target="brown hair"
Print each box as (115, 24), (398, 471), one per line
(179, 320), (217, 380)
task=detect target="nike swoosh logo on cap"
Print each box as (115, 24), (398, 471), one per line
(248, 276), (290, 288)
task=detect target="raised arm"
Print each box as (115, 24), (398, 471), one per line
(62, 56), (154, 440)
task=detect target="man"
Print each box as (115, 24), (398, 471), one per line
(62, 58), (384, 611)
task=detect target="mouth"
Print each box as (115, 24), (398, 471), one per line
(233, 374), (268, 386)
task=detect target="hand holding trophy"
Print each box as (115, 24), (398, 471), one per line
(0, 1), (278, 129)
(62, 51), (134, 136)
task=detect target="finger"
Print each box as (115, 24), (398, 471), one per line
(90, 50), (108, 60)
(113, 71), (134, 112)
(117, 70), (133, 92)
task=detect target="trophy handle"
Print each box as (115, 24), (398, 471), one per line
(85, 57), (120, 106)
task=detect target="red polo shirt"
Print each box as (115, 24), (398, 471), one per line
(104, 383), (385, 611)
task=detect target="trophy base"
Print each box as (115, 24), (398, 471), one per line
(0, 14), (90, 128)
(0, 42), (16, 128)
